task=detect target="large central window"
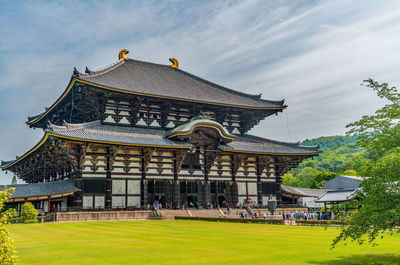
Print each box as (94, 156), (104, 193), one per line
(181, 148), (201, 170)
(83, 179), (106, 194)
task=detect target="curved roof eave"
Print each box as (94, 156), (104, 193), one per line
(1, 131), (192, 171)
(217, 146), (322, 156)
(27, 76), (287, 127)
(166, 119), (235, 142)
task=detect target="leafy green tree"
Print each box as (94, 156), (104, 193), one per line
(282, 173), (302, 187)
(0, 187), (17, 264)
(20, 202), (38, 224)
(343, 169), (358, 176)
(333, 79), (400, 247)
(11, 176), (17, 185)
(312, 171), (338, 189)
(295, 167), (320, 188)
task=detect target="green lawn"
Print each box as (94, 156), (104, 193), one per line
(10, 220), (400, 265)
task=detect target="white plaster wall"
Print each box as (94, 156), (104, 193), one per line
(128, 180), (140, 194)
(61, 198), (68, 211)
(112, 180), (126, 194)
(238, 196), (247, 205)
(112, 197), (125, 208)
(237, 182), (247, 196)
(247, 182), (257, 196)
(83, 196), (93, 209)
(127, 196), (140, 207)
(95, 196), (105, 208)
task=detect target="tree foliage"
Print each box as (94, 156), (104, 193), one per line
(282, 135), (363, 189)
(333, 79), (400, 247)
(20, 202), (38, 224)
(0, 187), (17, 265)
(11, 176), (17, 185)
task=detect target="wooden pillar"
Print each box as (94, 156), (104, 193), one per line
(256, 156), (263, 206)
(142, 180), (148, 207)
(274, 157), (283, 204)
(230, 155), (239, 206)
(231, 182), (238, 206)
(73, 145), (83, 209)
(225, 181), (232, 205)
(172, 151), (180, 208)
(105, 147), (112, 209)
(141, 148), (148, 208)
(47, 197), (51, 214)
(204, 181), (211, 206)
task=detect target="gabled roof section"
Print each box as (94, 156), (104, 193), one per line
(218, 134), (321, 156)
(281, 185), (325, 198)
(0, 179), (77, 199)
(27, 58), (287, 127)
(316, 189), (359, 203)
(3, 121), (192, 171)
(322, 175), (362, 191)
(77, 59), (286, 109)
(47, 121), (192, 149)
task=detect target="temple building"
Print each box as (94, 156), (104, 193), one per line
(1, 50), (321, 212)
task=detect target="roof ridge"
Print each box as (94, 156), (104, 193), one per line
(80, 58), (284, 105)
(48, 120), (101, 132)
(77, 59), (126, 77)
(128, 59), (281, 103)
(243, 134), (321, 151)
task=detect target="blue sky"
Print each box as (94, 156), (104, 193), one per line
(1, 0), (400, 184)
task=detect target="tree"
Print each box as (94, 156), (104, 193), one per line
(333, 79), (400, 247)
(343, 169), (358, 176)
(11, 176), (17, 185)
(282, 173), (302, 187)
(0, 187), (17, 265)
(20, 202), (38, 224)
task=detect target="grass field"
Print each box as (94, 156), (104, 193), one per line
(10, 220), (400, 265)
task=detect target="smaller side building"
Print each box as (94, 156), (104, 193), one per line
(281, 185), (325, 209)
(316, 175), (362, 206)
(0, 179), (78, 214)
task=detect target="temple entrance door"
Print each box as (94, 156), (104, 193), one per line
(218, 195), (225, 207)
(187, 195), (197, 207)
(155, 195), (166, 208)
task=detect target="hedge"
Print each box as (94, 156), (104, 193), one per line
(295, 220), (347, 226)
(174, 216), (348, 226)
(174, 216), (283, 224)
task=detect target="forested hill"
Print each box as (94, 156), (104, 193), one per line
(299, 135), (363, 172)
(302, 135), (358, 150)
(282, 135), (366, 188)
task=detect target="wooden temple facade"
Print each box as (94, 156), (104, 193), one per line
(1, 50), (321, 211)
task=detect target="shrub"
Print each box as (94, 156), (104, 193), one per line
(2, 208), (18, 223)
(0, 187), (17, 264)
(20, 202), (38, 224)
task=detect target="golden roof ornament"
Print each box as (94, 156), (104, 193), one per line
(118, 49), (129, 61)
(169, 58), (179, 68)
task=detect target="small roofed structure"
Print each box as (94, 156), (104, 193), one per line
(281, 185), (325, 209)
(316, 175), (362, 204)
(0, 179), (78, 214)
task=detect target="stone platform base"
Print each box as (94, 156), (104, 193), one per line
(54, 210), (159, 222)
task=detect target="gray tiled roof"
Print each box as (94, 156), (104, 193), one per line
(281, 185), (325, 197)
(219, 134), (321, 155)
(49, 121), (192, 148)
(0, 179), (77, 199)
(322, 175), (362, 191)
(316, 189), (359, 203)
(77, 59), (284, 109)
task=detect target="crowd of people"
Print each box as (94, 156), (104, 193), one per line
(282, 211), (341, 220)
